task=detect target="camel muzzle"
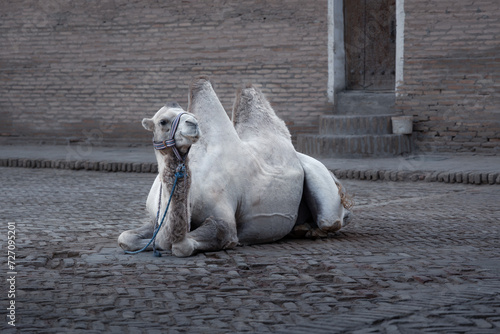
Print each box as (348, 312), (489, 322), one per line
(152, 112), (186, 161)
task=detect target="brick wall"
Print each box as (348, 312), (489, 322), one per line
(0, 0), (330, 144)
(3, 0), (499, 154)
(396, 0), (500, 154)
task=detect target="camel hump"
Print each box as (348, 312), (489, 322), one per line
(189, 76), (214, 98)
(188, 76), (239, 143)
(232, 84), (291, 141)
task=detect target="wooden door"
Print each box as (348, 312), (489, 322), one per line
(344, 0), (396, 90)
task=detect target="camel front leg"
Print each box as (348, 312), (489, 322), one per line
(118, 220), (155, 252)
(172, 217), (238, 257)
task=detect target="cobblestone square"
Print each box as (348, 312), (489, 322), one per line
(1, 167), (499, 333)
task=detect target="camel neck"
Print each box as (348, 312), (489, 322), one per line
(156, 152), (186, 183)
(156, 151), (190, 244)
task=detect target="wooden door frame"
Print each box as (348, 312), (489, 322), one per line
(327, 0), (405, 104)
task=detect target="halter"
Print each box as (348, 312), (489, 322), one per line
(126, 112), (189, 257)
(153, 112), (186, 162)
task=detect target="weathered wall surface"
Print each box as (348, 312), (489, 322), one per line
(396, 0), (500, 153)
(2, 0), (499, 154)
(0, 0), (329, 143)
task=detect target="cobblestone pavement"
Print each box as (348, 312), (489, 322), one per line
(1, 167), (499, 333)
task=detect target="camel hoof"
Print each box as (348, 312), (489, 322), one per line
(318, 219), (342, 233)
(172, 238), (196, 257)
(117, 232), (133, 251)
(305, 227), (329, 239)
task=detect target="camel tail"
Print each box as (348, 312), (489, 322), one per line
(334, 180), (355, 210)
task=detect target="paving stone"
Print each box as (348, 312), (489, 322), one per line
(0, 167), (499, 333)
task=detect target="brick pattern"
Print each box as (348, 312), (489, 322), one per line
(0, 0), (329, 142)
(1, 167), (499, 332)
(2, 0), (500, 155)
(1, 156), (499, 185)
(396, 0), (500, 154)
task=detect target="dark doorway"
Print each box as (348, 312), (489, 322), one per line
(344, 0), (396, 90)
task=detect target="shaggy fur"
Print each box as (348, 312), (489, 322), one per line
(232, 84), (291, 141)
(160, 153), (191, 245)
(334, 179), (355, 210)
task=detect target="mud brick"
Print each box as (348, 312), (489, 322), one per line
(1, 0), (498, 156)
(151, 164), (158, 173)
(9, 158), (18, 167)
(132, 163), (141, 172)
(397, 171), (408, 182)
(75, 161), (84, 170)
(98, 161), (107, 171)
(462, 172), (470, 184)
(471, 172), (482, 185)
(141, 163), (151, 173)
(394, 1), (500, 154)
(489, 172), (499, 185)
(437, 172), (447, 183)
(339, 169), (348, 179)
(369, 170), (378, 181)
(1, 0), (332, 145)
(448, 172), (456, 183)
(59, 160), (68, 169)
(67, 161), (76, 170)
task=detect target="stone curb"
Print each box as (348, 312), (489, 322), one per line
(0, 158), (158, 174)
(331, 168), (500, 185)
(1, 157), (499, 185)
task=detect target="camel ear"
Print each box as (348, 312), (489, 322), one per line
(142, 118), (154, 131)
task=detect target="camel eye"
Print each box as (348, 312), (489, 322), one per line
(160, 120), (168, 126)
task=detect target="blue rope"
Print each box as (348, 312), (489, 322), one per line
(124, 164), (185, 256)
(152, 182), (163, 257)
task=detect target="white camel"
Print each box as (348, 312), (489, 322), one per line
(118, 77), (351, 257)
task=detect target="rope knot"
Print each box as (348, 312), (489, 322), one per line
(175, 164), (186, 179)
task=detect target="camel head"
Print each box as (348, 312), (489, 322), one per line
(142, 102), (200, 157)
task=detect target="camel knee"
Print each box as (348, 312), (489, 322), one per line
(201, 217), (238, 249)
(186, 217), (238, 253)
(172, 238), (197, 257)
